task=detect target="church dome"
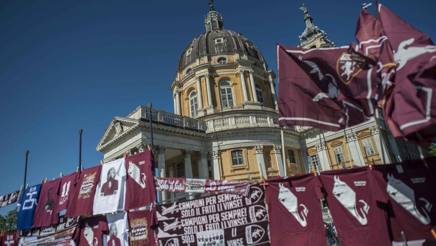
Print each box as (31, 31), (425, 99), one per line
(178, 29), (265, 70)
(177, 1), (266, 71)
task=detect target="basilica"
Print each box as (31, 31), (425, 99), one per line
(96, 2), (419, 201)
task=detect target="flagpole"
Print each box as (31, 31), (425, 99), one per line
(280, 128), (287, 176)
(23, 150), (29, 190)
(148, 103), (160, 203)
(78, 129), (83, 172)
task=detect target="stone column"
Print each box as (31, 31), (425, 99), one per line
(175, 90), (181, 115)
(249, 71), (258, 103)
(273, 146), (285, 177)
(212, 151), (221, 180)
(239, 71), (248, 103)
(316, 142), (331, 171)
(196, 78), (203, 109)
(345, 131), (365, 167)
(255, 145), (267, 179)
(268, 72), (277, 110)
(173, 94), (177, 114)
(372, 127), (392, 164)
(199, 152), (209, 178)
(184, 151), (193, 178)
(205, 74), (213, 108)
(158, 147), (168, 201)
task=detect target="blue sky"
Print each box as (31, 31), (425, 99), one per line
(0, 0), (435, 213)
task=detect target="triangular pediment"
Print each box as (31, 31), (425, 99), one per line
(97, 117), (139, 151)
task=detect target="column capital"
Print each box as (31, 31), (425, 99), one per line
(212, 150), (220, 160)
(345, 130), (357, 143)
(273, 145), (282, 154)
(316, 142), (327, 152)
(255, 145), (264, 154)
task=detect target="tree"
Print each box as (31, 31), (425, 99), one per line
(0, 210), (17, 232)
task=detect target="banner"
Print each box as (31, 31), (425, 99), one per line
(0, 190), (20, 208)
(17, 184), (41, 230)
(265, 175), (326, 246)
(18, 218), (77, 246)
(155, 177), (252, 196)
(156, 185), (270, 246)
(377, 3), (436, 143)
(319, 168), (391, 246)
(277, 44), (373, 131)
(125, 151), (156, 210)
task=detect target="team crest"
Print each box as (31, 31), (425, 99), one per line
(336, 52), (362, 84)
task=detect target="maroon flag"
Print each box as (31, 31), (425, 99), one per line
(277, 44), (373, 131)
(375, 160), (436, 243)
(128, 209), (156, 246)
(66, 166), (101, 217)
(125, 150), (156, 210)
(319, 168), (391, 246)
(33, 178), (61, 228)
(355, 8), (397, 96)
(265, 175), (326, 246)
(1, 231), (19, 246)
(378, 3), (436, 143)
(55, 172), (78, 215)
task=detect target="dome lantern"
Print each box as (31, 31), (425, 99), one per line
(204, 0), (224, 32)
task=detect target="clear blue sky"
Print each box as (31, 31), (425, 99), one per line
(0, 0), (435, 213)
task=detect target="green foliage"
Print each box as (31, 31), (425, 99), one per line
(0, 210), (17, 232)
(428, 143), (436, 157)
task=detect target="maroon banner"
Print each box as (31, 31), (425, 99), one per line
(156, 185), (270, 246)
(125, 150), (156, 210)
(128, 209), (156, 246)
(277, 44), (374, 131)
(377, 3), (436, 143)
(0, 231), (19, 246)
(375, 160), (436, 243)
(266, 175), (326, 246)
(33, 178), (61, 228)
(66, 166), (101, 217)
(55, 172), (78, 215)
(319, 168), (391, 246)
(155, 177), (252, 196)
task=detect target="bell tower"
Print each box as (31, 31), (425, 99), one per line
(298, 4), (334, 49)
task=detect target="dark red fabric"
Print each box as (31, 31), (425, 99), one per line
(355, 8), (396, 102)
(33, 178), (61, 228)
(378, 3), (436, 143)
(128, 209), (156, 246)
(320, 168), (391, 246)
(74, 215), (108, 246)
(375, 160), (436, 242)
(55, 172), (79, 215)
(266, 175), (326, 246)
(125, 151), (156, 210)
(277, 44), (373, 131)
(1, 231), (18, 246)
(66, 166), (101, 217)
(107, 235), (121, 246)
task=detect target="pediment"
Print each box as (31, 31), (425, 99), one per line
(97, 117), (139, 151)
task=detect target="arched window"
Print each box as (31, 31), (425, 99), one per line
(189, 91), (198, 117)
(217, 57), (227, 65)
(220, 80), (233, 109)
(255, 84), (264, 104)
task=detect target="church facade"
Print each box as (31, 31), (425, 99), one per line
(96, 3), (419, 201)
